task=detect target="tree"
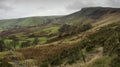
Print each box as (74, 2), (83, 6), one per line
(32, 37), (39, 45)
(58, 24), (71, 34)
(58, 24), (73, 37)
(79, 23), (92, 32)
(9, 35), (19, 49)
(0, 40), (5, 52)
(21, 40), (31, 48)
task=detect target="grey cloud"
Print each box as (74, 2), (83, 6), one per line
(0, 4), (13, 11)
(0, 0), (120, 19)
(66, 0), (92, 10)
(0, 1), (13, 11)
(0, 0), (72, 19)
(66, 0), (120, 10)
(106, 0), (120, 7)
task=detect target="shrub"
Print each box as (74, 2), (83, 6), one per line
(110, 57), (120, 67)
(0, 40), (5, 52)
(79, 23), (92, 32)
(0, 59), (14, 67)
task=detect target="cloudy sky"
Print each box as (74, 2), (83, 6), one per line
(0, 0), (120, 19)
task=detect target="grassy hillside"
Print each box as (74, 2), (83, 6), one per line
(0, 7), (120, 67)
(0, 16), (60, 31)
(51, 7), (120, 26)
(10, 21), (119, 67)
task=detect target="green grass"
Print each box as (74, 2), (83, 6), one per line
(39, 37), (47, 41)
(4, 39), (12, 44)
(27, 37), (48, 44)
(0, 16), (58, 31)
(42, 26), (59, 33)
(25, 37), (33, 41)
(0, 52), (9, 59)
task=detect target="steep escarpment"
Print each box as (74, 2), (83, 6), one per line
(68, 7), (120, 19)
(53, 7), (120, 26)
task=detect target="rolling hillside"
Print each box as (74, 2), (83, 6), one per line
(0, 7), (120, 67)
(0, 16), (60, 31)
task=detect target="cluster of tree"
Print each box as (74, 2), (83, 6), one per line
(9, 35), (19, 49)
(21, 37), (39, 48)
(0, 35), (40, 52)
(79, 23), (92, 32)
(47, 23), (92, 43)
(58, 23), (92, 37)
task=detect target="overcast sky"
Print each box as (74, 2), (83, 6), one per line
(0, 0), (120, 19)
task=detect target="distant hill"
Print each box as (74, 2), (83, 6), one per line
(52, 7), (120, 25)
(0, 16), (61, 31)
(69, 7), (120, 18)
(0, 7), (120, 31)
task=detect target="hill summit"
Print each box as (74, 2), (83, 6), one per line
(69, 7), (120, 19)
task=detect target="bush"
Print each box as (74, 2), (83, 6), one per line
(0, 40), (5, 52)
(88, 57), (113, 67)
(79, 23), (92, 32)
(0, 59), (14, 67)
(21, 40), (31, 48)
(110, 57), (120, 67)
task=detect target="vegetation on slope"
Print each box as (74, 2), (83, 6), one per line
(42, 21), (120, 67)
(0, 16), (60, 31)
(0, 7), (120, 67)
